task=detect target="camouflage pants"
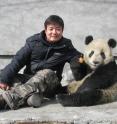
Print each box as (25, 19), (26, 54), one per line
(13, 69), (60, 98)
(3, 69), (61, 108)
(1, 69), (67, 109)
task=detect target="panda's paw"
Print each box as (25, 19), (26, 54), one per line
(56, 94), (70, 106)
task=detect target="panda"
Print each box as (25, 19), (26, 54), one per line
(56, 36), (117, 106)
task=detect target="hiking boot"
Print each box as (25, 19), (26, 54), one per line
(27, 93), (43, 108)
(2, 90), (23, 110)
(0, 94), (7, 109)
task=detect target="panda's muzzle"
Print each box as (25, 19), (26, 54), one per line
(90, 61), (101, 69)
(93, 61), (100, 65)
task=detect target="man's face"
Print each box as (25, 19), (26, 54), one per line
(45, 24), (63, 43)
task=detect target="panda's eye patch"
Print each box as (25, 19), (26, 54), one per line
(89, 51), (94, 57)
(101, 52), (106, 59)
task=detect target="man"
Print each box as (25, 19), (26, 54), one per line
(0, 15), (82, 110)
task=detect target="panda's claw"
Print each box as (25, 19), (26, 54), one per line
(56, 94), (69, 106)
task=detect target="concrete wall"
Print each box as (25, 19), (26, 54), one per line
(0, 0), (117, 69)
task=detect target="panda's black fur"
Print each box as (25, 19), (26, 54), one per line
(56, 36), (117, 106)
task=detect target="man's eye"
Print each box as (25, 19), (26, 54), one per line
(49, 28), (53, 31)
(56, 28), (61, 31)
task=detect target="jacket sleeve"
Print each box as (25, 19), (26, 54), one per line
(64, 39), (82, 63)
(0, 41), (32, 85)
(66, 40), (88, 80)
(43, 53), (70, 68)
(70, 56), (87, 81)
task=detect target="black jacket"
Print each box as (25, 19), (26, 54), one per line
(1, 31), (81, 85)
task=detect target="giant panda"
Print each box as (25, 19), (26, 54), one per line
(56, 36), (117, 106)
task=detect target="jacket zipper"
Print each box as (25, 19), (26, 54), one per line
(44, 44), (66, 60)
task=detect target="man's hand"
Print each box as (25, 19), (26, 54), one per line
(78, 55), (84, 63)
(0, 83), (10, 90)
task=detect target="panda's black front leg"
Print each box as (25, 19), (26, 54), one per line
(56, 89), (102, 106)
(56, 93), (80, 106)
(56, 94), (68, 106)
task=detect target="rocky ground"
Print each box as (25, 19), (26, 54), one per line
(0, 99), (117, 124)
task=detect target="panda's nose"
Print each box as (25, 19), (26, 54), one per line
(93, 61), (99, 65)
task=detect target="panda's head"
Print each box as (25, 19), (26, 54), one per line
(84, 35), (116, 70)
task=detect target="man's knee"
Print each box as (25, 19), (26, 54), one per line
(37, 69), (58, 83)
(27, 69), (59, 91)
(43, 69), (59, 89)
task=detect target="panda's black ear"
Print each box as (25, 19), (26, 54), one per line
(108, 39), (116, 48)
(85, 35), (93, 45)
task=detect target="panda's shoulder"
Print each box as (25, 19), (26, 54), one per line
(103, 61), (117, 72)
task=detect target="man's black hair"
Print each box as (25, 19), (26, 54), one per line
(44, 15), (64, 30)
